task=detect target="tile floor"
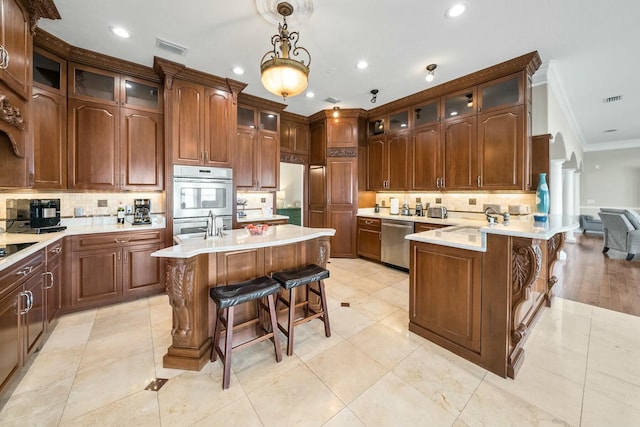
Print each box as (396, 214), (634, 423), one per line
(1, 257), (639, 426)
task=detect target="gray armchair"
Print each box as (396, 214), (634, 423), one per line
(579, 215), (603, 234)
(597, 209), (640, 261)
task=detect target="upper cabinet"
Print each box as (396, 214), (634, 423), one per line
(171, 80), (235, 167)
(67, 63), (163, 190)
(236, 104), (280, 190)
(280, 112), (309, 157)
(366, 110), (410, 190)
(0, 0), (31, 100)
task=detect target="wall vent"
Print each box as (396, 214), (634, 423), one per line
(156, 37), (188, 56)
(324, 97), (341, 104)
(603, 95), (622, 103)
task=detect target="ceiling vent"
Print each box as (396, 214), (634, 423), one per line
(603, 95), (622, 103)
(156, 37), (188, 56)
(324, 97), (341, 104)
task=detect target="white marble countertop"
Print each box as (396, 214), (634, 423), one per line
(153, 224), (335, 259)
(237, 214), (289, 224)
(0, 223), (166, 272)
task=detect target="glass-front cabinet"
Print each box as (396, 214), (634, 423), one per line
(443, 88), (477, 121)
(412, 99), (439, 128)
(478, 73), (523, 113)
(368, 110), (409, 137)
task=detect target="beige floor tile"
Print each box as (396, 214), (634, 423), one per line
(157, 368), (246, 427)
(485, 361), (583, 426)
(548, 296), (594, 318)
(370, 285), (409, 310)
(420, 340), (488, 379)
(60, 389), (160, 427)
(581, 373), (640, 427)
(307, 340), (388, 404)
(350, 295), (399, 322)
(392, 345), (483, 416)
(348, 323), (421, 369)
(89, 305), (151, 341)
(53, 309), (97, 329)
(322, 407), (366, 427)
(348, 276), (388, 295)
(326, 281), (368, 304)
(190, 395), (264, 427)
(248, 364), (344, 427)
(328, 305), (376, 339)
(79, 324), (153, 372)
(522, 332), (588, 385)
(290, 319), (345, 362)
(0, 376), (73, 426)
(587, 336), (640, 386)
(61, 351), (156, 422)
(39, 321), (93, 354)
(152, 343), (188, 380)
(349, 371), (456, 427)
(458, 381), (571, 426)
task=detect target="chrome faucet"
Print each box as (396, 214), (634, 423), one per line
(204, 210), (224, 239)
(484, 207), (510, 224)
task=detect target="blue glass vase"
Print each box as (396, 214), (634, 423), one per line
(535, 173), (550, 216)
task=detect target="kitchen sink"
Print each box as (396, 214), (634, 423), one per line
(441, 225), (481, 235)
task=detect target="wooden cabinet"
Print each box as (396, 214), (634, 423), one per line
(236, 104), (280, 190)
(442, 115), (477, 190)
(44, 240), (62, 325)
(410, 242), (482, 353)
(413, 222), (448, 233)
(309, 120), (326, 165)
(357, 217), (381, 261)
(32, 47), (67, 189)
(67, 63), (163, 190)
(69, 230), (164, 310)
(308, 165), (326, 228)
(171, 80), (234, 167)
(327, 116), (358, 148)
(0, 0), (31, 100)
(0, 249), (45, 395)
(411, 124), (442, 190)
(280, 113), (309, 155)
(367, 132), (410, 190)
(327, 156), (358, 257)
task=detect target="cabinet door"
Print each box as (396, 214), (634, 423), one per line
(171, 80), (204, 165)
(120, 109), (163, 190)
(367, 137), (386, 190)
(235, 129), (256, 189)
(71, 248), (122, 307)
(327, 157), (357, 257)
(68, 99), (119, 189)
(411, 125), (441, 191)
(0, 285), (22, 394)
(327, 118), (357, 147)
(0, 0), (30, 99)
(121, 76), (162, 113)
(357, 219), (381, 261)
(204, 88), (233, 166)
(123, 243), (164, 296)
(23, 272), (45, 356)
(309, 120), (326, 165)
(308, 165), (325, 228)
(45, 253), (62, 324)
(329, 209), (356, 257)
(32, 88), (67, 189)
(257, 132), (279, 190)
(387, 133), (409, 190)
(410, 243), (482, 353)
(477, 106), (524, 190)
(442, 116), (477, 190)
(443, 88), (476, 121)
(478, 73), (523, 114)
(68, 64), (119, 105)
(280, 120), (294, 152)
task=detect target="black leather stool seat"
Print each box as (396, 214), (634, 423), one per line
(272, 263), (331, 356)
(271, 264), (330, 290)
(210, 276), (281, 309)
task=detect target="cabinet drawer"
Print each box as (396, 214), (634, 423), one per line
(357, 217), (381, 231)
(0, 250), (45, 300)
(46, 240), (64, 263)
(71, 230), (163, 251)
(414, 223), (448, 233)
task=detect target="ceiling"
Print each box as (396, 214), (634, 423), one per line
(38, 0), (640, 152)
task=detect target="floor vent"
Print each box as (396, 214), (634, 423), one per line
(603, 95), (622, 103)
(156, 37), (188, 56)
(145, 378), (169, 392)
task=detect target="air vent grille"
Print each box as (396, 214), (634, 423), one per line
(603, 95), (622, 103)
(156, 38), (188, 56)
(325, 97), (341, 104)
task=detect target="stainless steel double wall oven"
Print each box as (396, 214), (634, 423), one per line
(172, 165), (233, 236)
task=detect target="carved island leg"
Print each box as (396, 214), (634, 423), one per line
(163, 255), (212, 371)
(545, 232), (566, 307)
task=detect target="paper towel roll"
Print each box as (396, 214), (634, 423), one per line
(389, 198), (399, 215)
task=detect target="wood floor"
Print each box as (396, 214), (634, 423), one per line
(554, 231), (640, 317)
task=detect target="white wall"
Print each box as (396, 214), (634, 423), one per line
(279, 163), (304, 208)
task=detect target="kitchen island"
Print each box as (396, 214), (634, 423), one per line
(151, 224), (335, 371)
(406, 215), (577, 378)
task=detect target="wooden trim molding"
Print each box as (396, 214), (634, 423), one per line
(280, 152), (306, 164)
(22, 0), (61, 34)
(327, 148), (357, 157)
(0, 94), (26, 132)
(238, 92), (286, 112)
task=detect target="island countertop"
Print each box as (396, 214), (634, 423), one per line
(152, 224), (336, 259)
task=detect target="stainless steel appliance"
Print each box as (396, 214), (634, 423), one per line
(401, 203), (412, 216)
(0, 242), (37, 258)
(427, 206), (448, 219)
(6, 199), (66, 233)
(133, 198), (152, 225)
(172, 165), (233, 236)
(415, 202), (424, 217)
(381, 219), (413, 269)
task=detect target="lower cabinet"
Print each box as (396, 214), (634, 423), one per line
(69, 231), (164, 310)
(45, 241), (63, 325)
(0, 250), (46, 396)
(357, 217), (381, 261)
(413, 222), (448, 233)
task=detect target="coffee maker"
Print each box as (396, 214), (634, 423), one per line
(133, 199), (151, 225)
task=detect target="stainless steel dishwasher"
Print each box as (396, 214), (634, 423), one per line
(381, 219), (414, 269)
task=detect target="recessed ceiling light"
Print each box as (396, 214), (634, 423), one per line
(110, 26), (130, 38)
(450, 111), (458, 116)
(306, 92), (315, 98)
(445, 3), (467, 18)
(356, 60), (368, 70)
(232, 67), (244, 75)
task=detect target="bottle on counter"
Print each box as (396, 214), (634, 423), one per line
(117, 202), (125, 224)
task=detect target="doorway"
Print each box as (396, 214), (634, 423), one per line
(278, 162), (305, 225)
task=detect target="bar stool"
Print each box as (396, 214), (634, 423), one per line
(272, 264), (331, 356)
(209, 276), (282, 389)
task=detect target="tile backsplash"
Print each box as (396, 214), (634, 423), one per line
(375, 192), (536, 214)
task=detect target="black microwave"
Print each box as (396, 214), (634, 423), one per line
(6, 199), (66, 233)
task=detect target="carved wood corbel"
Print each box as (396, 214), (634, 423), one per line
(510, 240), (542, 344)
(165, 258), (196, 345)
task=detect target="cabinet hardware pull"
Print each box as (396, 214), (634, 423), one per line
(18, 292), (29, 314)
(44, 271), (55, 290)
(205, 151), (209, 162)
(441, 177), (445, 188)
(436, 177), (440, 188)
(0, 46), (9, 70)
(477, 176), (482, 187)
(114, 238), (131, 243)
(26, 290), (33, 311)
(16, 265), (34, 276)
(51, 246), (62, 254)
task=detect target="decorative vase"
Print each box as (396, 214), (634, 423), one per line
(535, 173), (550, 218)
